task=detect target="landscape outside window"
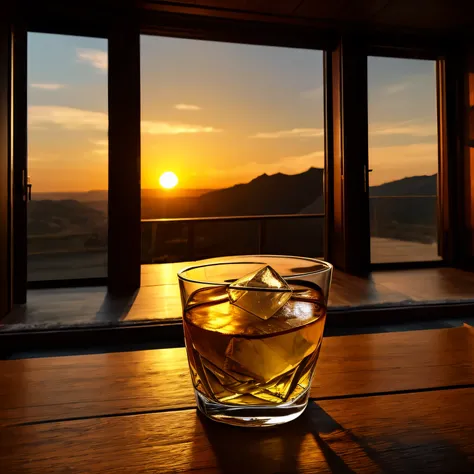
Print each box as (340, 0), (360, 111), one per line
(368, 56), (440, 264)
(140, 36), (325, 264)
(27, 33), (108, 281)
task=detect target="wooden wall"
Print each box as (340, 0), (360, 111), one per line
(464, 51), (474, 261)
(0, 19), (11, 318)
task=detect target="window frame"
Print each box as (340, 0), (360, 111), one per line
(3, 5), (469, 346)
(139, 23), (330, 264)
(21, 27), (109, 290)
(366, 50), (445, 269)
(18, 13), (461, 283)
(367, 45), (464, 271)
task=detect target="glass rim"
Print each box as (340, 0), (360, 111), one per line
(177, 255), (333, 286)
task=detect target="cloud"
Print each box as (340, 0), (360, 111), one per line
(206, 143), (436, 187)
(175, 104), (201, 111)
(384, 81), (411, 94)
(278, 150), (325, 170)
(141, 121), (220, 135)
(369, 120), (436, 138)
(30, 83), (66, 90)
(77, 48), (108, 71)
(90, 139), (108, 155)
(251, 128), (324, 139)
(29, 106), (107, 130)
(207, 150), (324, 181)
(253, 120), (435, 140)
(369, 142), (438, 185)
(300, 86), (323, 100)
(28, 106), (221, 135)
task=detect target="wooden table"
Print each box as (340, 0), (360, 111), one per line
(1, 327), (474, 472)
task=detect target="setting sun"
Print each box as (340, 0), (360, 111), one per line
(159, 171), (178, 189)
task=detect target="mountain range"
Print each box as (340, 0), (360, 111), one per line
(28, 169), (438, 260)
(370, 174), (436, 196)
(197, 167), (324, 216)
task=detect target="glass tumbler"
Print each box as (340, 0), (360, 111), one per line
(178, 255), (333, 427)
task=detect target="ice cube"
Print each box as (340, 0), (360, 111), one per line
(227, 265), (292, 320)
(224, 328), (317, 384)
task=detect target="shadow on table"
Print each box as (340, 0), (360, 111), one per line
(190, 402), (363, 473)
(191, 401), (474, 473)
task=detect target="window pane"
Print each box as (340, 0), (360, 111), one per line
(140, 36), (324, 264)
(27, 33), (108, 281)
(368, 56), (440, 264)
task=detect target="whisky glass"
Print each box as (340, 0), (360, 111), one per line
(178, 255), (332, 427)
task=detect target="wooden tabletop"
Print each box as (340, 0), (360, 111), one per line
(1, 327), (474, 472)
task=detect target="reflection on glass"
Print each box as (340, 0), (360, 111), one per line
(27, 33), (108, 281)
(140, 36), (324, 263)
(368, 56), (440, 263)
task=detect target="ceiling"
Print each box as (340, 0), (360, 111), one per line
(16, 0), (474, 40)
(143, 0), (474, 35)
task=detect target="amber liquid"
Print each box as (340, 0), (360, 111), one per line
(183, 281), (326, 406)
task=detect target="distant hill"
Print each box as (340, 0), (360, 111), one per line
(197, 167), (324, 216)
(369, 174), (437, 244)
(370, 174), (436, 197)
(33, 188), (214, 202)
(142, 188), (215, 199)
(29, 171), (439, 264)
(28, 199), (107, 255)
(33, 190), (109, 202)
(28, 199), (106, 236)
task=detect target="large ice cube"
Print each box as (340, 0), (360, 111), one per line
(224, 328), (317, 384)
(227, 265), (292, 320)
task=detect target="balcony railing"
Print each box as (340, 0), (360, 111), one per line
(141, 194), (439, 265)
(141, 213), (325, 263)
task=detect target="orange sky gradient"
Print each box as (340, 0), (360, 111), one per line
(28, 34), (438, 193)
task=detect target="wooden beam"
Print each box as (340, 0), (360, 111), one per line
(11, 26), (27, 305)
(437, 48), (470, 266)
(0, 19), (11, 318)
(462, 49), (474, 265)
(327, 37), (370, 274)
(107, 10), (141, 295)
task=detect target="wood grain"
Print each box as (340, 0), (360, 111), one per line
(1, 327), (473, 426)
(1, 388), (474, 473)
(371, 267), (474, 303)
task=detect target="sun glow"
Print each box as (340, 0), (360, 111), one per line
(159, 171), (178, 189)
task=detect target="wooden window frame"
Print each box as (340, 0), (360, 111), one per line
(11, 11), (467, 284)
(2, 4), (470, 348)
(367, 45), (464, 271)
(12, 7), (336, 297)
(11, 9), (142, 296)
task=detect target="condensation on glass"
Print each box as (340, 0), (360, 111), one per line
(368, 56), (441, 264)
(27, 33), (108, 281)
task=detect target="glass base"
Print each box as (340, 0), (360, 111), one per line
(195, 388), (310, 427)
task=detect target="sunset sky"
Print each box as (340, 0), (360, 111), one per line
(28, 33), (437, 192)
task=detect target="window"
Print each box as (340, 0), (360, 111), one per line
(27, 33), (108, 282)
(368, 56), (440, 264)
(140, 35), (324, 264)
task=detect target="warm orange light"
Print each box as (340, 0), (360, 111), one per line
(159, 171), (178, 189)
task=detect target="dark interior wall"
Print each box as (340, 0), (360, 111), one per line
(0, 19), (11, 317)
